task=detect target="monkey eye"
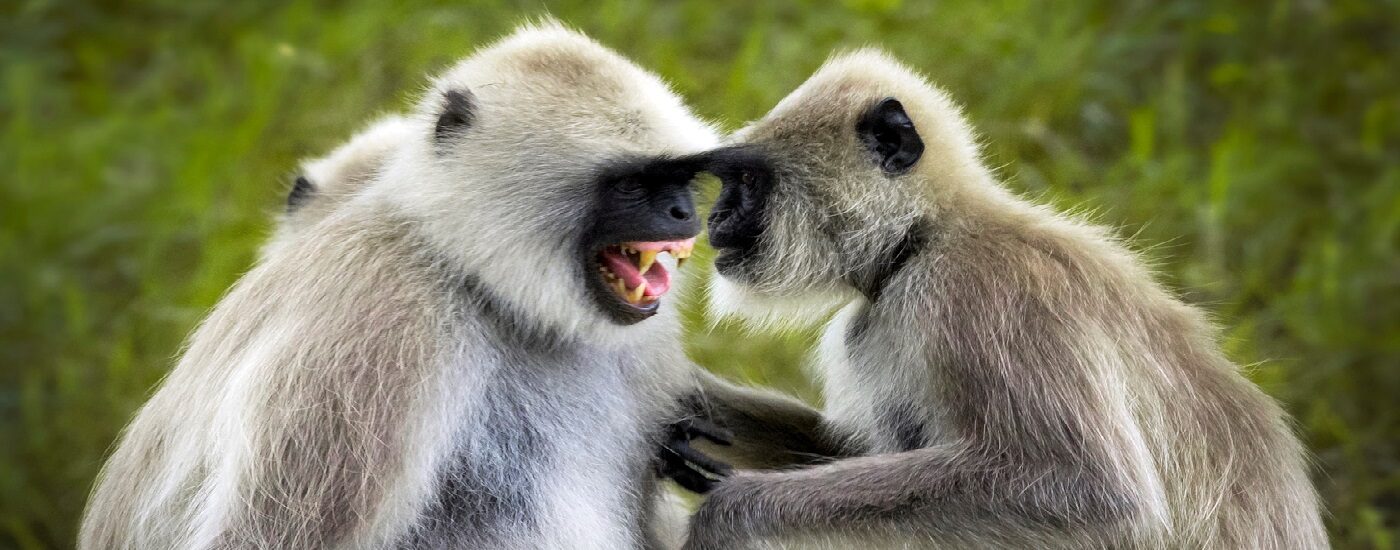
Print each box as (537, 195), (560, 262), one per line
(615, 177), (644, 194)
(739, 170), (755, 186)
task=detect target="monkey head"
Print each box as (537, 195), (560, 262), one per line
(374, 22), (717, 337)
(265, 115), (415, 258)
(706, 50), (994, 320)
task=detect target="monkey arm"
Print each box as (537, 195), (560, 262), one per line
(676, 368), (850, 471)
(682, 443), (1138, 550)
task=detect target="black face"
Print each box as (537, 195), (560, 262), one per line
(581, 156), (705, 325)
(704, 146), (778, 275)
(429, 87), (703, 326)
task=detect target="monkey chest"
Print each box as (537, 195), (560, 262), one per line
(402, 366), (664, 549)
(816, 303), (939, 454)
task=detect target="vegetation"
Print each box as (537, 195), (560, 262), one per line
(2, 1), (1395, 547)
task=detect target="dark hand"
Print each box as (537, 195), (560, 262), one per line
(656, 417), (734, 494)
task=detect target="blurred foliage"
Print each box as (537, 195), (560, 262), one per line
(1, 0), (1397, 547)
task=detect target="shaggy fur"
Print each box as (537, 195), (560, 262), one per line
(80, 23), (722, 549)
(696, 50), (1327, 549)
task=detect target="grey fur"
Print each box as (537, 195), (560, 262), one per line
(80, 22), (723, 550)
(694, 50), (1327, 549)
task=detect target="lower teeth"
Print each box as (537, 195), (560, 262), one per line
(600, 254), (656, 306)
(607, 278), (649, 305)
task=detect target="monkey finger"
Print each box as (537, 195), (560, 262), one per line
(681, 417), (734, 446)
(673, 445), (733, 477)
(658, 443), (731, 479)
(667, 463), (720, 494)
(655, 450), (722, 494)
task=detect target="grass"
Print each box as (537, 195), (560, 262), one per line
(2, 0), (1397, 547)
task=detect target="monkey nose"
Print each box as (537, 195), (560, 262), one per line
(669, 205), (692, 221)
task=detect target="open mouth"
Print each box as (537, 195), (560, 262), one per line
(594, 239), (695, 312)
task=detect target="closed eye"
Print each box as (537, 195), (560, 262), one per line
(614, 178), (644, 195)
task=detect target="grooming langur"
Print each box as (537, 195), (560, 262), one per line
(691, 51), (1326, 549)
(82, 24), (736, 549)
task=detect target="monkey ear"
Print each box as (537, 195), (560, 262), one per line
(286, 175), (314, 212)
(434, 88), (476, 142)
(857, 97), (924, 175)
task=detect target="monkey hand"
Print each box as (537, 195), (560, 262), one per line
(656, 417), (734, 494)
(682, 472), (764, 550)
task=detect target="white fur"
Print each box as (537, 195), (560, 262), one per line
(81, 22), (718, 550)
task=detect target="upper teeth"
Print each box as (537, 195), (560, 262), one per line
(638, 250), (658, 273)
(673, 244), (693, 267)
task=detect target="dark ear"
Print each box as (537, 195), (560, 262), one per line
(434, 88), (476, 142)
(857, 97), (924, 175)
(286, 175), (314, 212)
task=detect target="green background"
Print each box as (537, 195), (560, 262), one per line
(2, 0), (1397, 547)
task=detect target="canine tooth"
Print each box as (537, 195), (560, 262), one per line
(638, 250), (657, 273)
(613, 279), (627, 296)
(628, 281), (647, 303)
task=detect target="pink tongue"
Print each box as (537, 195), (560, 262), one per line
(599, 250), (645, 287)
(640, 260), (670, 297)
(598, 239), (690, 299)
